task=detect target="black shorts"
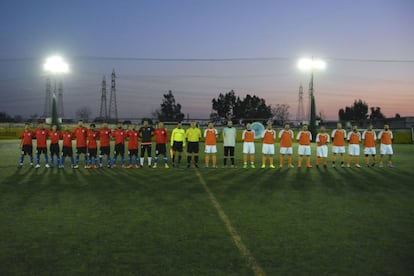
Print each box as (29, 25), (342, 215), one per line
(155, 144), (167, 156)
(37, 147), (47, 154)
(114, 143), (125, 156)
(172, 141), (183, 152)
(88, 148), (98, 157)
(22, 145), (33, 155)
(128, 149), (139, 156)
(50, 143), (60, 156)
(187, 142), (199, 154)
(140, 144), (152, 157)
(62, 146), (73, 157)
(100, 146), (110, 156)
(224, 146), (235, 157)
(77, 147), (87, 154)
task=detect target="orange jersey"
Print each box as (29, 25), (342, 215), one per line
(316, 133), (330, 146)
(242, 130), (255, 142)
(279, 129), (293, 147)
(362, 130), (376, 147)
(379, 130), (393, 145)
(331, 129), (346, 146)
(296, 131), (312, 145)
(204, 128), (218, 146)
(347, 131), (361, 144)
(262, 129), (275, 145)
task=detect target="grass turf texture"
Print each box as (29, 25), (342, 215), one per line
(1, 139), (413, 275)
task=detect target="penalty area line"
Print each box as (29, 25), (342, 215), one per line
(195, 170), (265, 276)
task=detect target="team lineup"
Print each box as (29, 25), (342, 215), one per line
(18, 120), (395, 170)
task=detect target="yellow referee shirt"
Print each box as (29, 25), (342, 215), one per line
(185, 127), (202, 142)
(171, 128), (186, 146)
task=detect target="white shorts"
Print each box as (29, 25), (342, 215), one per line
(262, 144), (275, 155)
(380, 144), (393, 155)
(332, 146), (346, 154)
(348, 144), (360, 156)
(243, 142), (255, 154)
(364, 147), (376, 155)
(317, 145), (328, 158)
(205, 145), (217, 154)
(298, 145), (311, 156)
(280, 147), (293, 155)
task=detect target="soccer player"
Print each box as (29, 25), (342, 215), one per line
(279, 123), (294, 168)
(18, 123), (34, 168)
(296, 124), (312, 168)
(153, 121), (169, 168)
(139, 119), (155, 168)
(49, 124), (61, 168)
(378, 124), (394, 168)
(98, 122), (112, 168)
(331, 122), (347, 168)
(362, 124), (377, 167)
(315, 126), (330, 168)
(34, 122), (49, 168)
(261, 122), (276, 169)
(170, 122), (186, 168)
(242, 123), (255, 169)
(112, 122), (127, 168)
(60, 126), (75, 169)
(204, 122), (218, 168)
(222, 120), (236, 168)
(346, 125), (361, 168)
(87, 124), (99, 169)
(185, 120), (202, 168)
(127, 123), (140, 168)
(74, 120), (88, 169)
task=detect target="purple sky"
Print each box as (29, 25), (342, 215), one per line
(1, 0), (413, 120)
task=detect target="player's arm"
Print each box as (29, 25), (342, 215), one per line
(296, 131), (301, 141)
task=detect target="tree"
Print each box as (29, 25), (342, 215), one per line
(338, 99), (368, 123)
(395, 113), (401, 118)
(76, 106), (92, 122)
(369, 107), (385, 120)
(210, 90), (237, 121)
(272, 104), (290, 125)
(0, 112), (12, 122)
(153, 90), (185, 122)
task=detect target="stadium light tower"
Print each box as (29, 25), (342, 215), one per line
(43, 56), (69, 128)
(298, 57), (326, 141)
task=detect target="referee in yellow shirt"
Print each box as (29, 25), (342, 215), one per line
(185, 120), (202, 168)
(170, 122), (186, 168)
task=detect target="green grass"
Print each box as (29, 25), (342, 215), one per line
(1, 140), (414, 275)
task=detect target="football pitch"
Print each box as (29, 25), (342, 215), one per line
(1, 140), (413, 275)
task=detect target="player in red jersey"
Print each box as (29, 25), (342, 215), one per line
(18, 123), (34, 168)
(126, 123), (140, 168)
(74, 120), (88, 169)
(112, 122), (127, 167)
(49, 124), (61, 168)
(87, 124), (99, 168)
(98, 122), (112, 168)
(34, 122), (49, 168)
(153, 121), (169, 168)
(60, 125), (75, 168)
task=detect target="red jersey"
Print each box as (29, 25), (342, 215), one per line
(20, 130), (34, 146)
(112, 128), (127, 144)
(98, 128), (112, 147)
(62, 132), (74, 147)
(154, 128), (168, 144)
(74, 127), (87, 147)
(127, 130), (139, 150)
(35, 128), (49, 148)
(87, 130), (99, 149)
(49, 130), (61, 144)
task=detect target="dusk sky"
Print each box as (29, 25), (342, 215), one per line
(0, 0), (413, 120)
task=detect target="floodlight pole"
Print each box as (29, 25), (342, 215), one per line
(309, 64), (317, 141)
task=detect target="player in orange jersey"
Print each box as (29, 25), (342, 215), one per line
(362, 124), (377, 167)
(242, 123), (255, 168)
(296, 124), (312, 168)
(204, 122), (218, 168)
(346, 125), (361, 168)
(378, 124), (394, 167)
(331, 122), (346, 168)
(315, 126), (330, 168)
(261, 122), (276, 169)
(18, 123), (34, 168)
(278, 123), (294, 168)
